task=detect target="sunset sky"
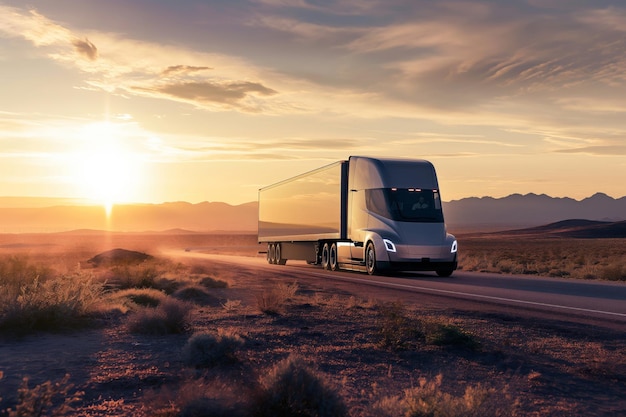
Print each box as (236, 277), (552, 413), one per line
(1, 0), (625, 207)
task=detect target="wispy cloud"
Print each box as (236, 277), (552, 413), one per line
(136, 81), (278, 112)
(555, 145), (626, 156)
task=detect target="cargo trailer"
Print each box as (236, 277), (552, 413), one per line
(258, 156), (457, 276)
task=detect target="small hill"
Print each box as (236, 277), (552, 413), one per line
(492, 219), (626, 238)
(88, 248), (153, 267)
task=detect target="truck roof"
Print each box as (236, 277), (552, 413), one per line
(349, 156), (439, 189)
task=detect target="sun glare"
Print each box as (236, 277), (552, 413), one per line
(71, 122), (143, 215)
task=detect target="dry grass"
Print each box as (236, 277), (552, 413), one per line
(182, 328), (245, 368)
(256, 281), (299, 315)
(0, 257), (105, 334)
(457, 237), (626, 280)
(376, 302), (479, 351)
(126, 297), (193, 335)
(253, 355), (348, 417)
(3, 374), (83, 417)
(373, 374), (517, 417)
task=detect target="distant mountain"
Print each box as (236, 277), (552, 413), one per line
(485, 219), (626, 239)
(0, 201), (258, 233)
(442, 193), (626, 232)
(0, 193), (624, 233)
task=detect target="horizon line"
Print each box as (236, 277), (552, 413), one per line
(0, 191), (624, 208)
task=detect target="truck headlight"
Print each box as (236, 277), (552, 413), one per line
(451, 240), (458, 253)
(383, 239), (397, 252)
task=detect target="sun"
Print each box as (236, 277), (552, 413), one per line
(71, 121), (143, 215)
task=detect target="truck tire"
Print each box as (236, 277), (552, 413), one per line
(276, 243), (287, 265)
(365, 242), (377, 275)
(436, 268), (454, 277)
(329, 242), (339, 271)
(321, 243), (330, 270)
(267, 243), (274, 264)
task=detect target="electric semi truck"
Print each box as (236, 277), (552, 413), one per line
(258, 156), (458, 276)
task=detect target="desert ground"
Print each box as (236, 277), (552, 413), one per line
(1, 232), (625, 416)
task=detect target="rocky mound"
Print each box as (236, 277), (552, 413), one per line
(88, 248), (153, 267)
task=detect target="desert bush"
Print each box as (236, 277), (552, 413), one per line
(222, 299), (242, 313)
(458, 237), (626, 281)
(143, 378), (246, 417)
(0, 256), (54, 286)
(108, 263), (161, 289)
(600, 264), (626, 281)
(373, 374), (515, 417)
(173, 285), (220, 306)
(253, 355), (348, 417)
(3, 374), (83, 417)
(0, 272), (104, 334)
(421, 320), (480, 351)
(199, 276), (229, 289)
(182, 328), (245, 368)
(127, 297), (193, 335)
(104, 259), (184, 293)
(376, 302), (423, 350)
(375, 303), (479, 351)
(108, 288), (167, 310)
(256, 282), (299, 315)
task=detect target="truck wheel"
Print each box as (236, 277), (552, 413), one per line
(268, 243), (276, 264)
(329, 243), (339, 271)
(365, 242), (377, 275)
(321, 243), (330, 270)
(436, 268), (454, 277)
(276, 243), (287, 265)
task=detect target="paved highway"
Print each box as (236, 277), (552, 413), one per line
(171, 250), (626, 328)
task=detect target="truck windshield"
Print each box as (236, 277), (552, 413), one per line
(365, 188), (444, 223)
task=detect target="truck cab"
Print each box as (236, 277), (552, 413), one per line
(338, 157), (457, 276)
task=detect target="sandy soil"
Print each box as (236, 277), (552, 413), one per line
(1, 233), (625, 416)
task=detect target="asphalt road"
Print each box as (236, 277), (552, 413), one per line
(171, 250), (626, 329)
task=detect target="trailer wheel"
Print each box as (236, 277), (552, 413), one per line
(267, 243), (275, 264)
(365, 242), (377, 275)
(275, 243), (287, 265)
(321, 243), (330, 270)
(329, 243), (339, 271)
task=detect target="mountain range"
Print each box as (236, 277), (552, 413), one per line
(0, 193), (624, 233)
(443, 192), (626, 232)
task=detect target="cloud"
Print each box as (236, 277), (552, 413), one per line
(555, 146), (626, 156)
(72, 37), (98, 60)
(137, 81), (277, 111)
(162, 65), (213, 75)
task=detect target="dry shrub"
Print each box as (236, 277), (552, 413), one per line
(0, 256), (54, 286)
(199, 276), (229, 289)
(374, 374), (516, 417)
(600, 264), (626, 281)
(0, 272), (104, 334)
(376, 302), (479, 351)
(182, 328), (245, 368)
(144, 378), (247, 417)
(103, 259), (183, 293)
(253, 355), (348, 417)
(127, 297), (193, 335)
(107, 288), (167, 313)
(421, 320), (480, 351)
(3, 374), (83, 417)
(256, 282), (299, 315)
(173, 285), (220, 306)
(222, 299), (242, 313)
(376, 302), (423, 350)
(459, 237), (626, 281)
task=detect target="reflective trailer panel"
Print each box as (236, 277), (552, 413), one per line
(258, 161), (346, 242)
